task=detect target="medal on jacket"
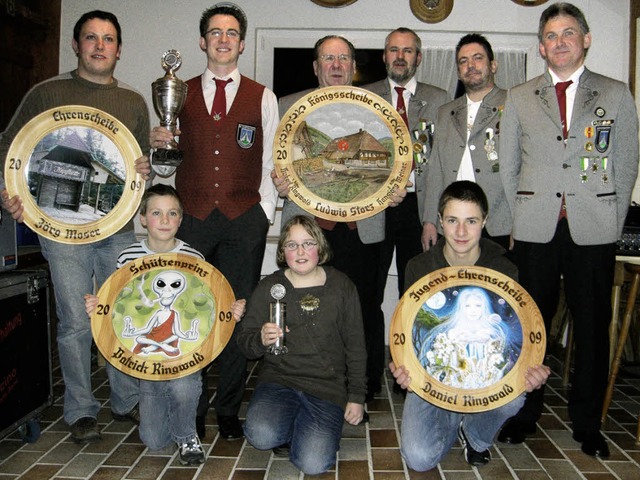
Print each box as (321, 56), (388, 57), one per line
(484, 128), (499, 172)
(412, 119), (433, 174)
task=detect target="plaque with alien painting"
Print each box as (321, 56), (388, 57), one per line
(91, 253), (236, 381)
(274, 86), (413, 222)
(3, 105), (144, 244)
(390, 266), (546, 412)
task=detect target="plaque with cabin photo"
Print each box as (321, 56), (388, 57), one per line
(3, 105), (144, 244)
(390, 266), (546, 413)
(274, 86), (413, 222)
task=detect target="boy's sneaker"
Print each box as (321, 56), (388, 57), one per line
(70, 417), (101, 444)
(458, 423), (491, 466)
(112, 404), (140, 425)
(178, 435), (205, 465)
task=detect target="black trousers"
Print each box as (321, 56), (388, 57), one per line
(377, 192), (423, 298)
(323, 223), (382, 393)
(178, 204), (269, 417)
(512, 219), (614, 432)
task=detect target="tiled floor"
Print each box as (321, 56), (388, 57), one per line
(1, 348), (640, 480)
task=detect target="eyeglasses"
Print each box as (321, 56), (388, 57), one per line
(205, 28), (240, 39)
(283, 241), (318, 251)
(319, 54), (352, 64)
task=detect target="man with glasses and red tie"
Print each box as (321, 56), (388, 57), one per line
(150, 2), (278, 442)
(499, 2), (638, 458)
(274, 35), (408, 404)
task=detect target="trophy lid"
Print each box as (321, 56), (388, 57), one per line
(161, 50), (182, 74)
(270, 284), (286, 301)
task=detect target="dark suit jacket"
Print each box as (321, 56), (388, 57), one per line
(364, 79), (449, 221)
(500, 68), (639, 245)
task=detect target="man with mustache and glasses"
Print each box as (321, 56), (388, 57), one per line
(422, 34), (511, 254)
(364, 28), (448, 398)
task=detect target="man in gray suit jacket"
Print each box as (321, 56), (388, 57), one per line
(499, 2), (639, 458)
(364, 28), (448, 345)
(274, 35), (406, 403)
(423, 34), (511, 252)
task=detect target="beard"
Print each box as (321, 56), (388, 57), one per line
(387, 61), (417, 84)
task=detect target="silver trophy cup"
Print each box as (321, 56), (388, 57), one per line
(151, 50), (188, 169)
(267, 284), (288, 355)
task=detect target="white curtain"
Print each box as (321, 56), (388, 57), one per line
(416, 47), (527, 98)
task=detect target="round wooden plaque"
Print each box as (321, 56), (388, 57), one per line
(310, 0), (358, 7)
(91, 253), (236, 381)
(4, 105), (144, 244)
(274, 86), (413, 222)
(390, 266), (546, 412)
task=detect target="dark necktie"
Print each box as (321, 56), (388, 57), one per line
(212, 78), (232, 121)
(394, 86), (409, 127)
(555, 80), (573, 221)
(555, 80), (573, 141)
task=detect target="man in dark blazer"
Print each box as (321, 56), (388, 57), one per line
(423, 34), (511, 251)
(499, 2), (639, 458)
(274, 35), (406, 402)
(364, 30), (448, 390)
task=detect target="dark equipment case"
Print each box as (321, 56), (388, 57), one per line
(0, 269), (52, 442)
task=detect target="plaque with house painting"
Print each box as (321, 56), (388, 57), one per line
(4, 105), (144, 244)
(274, 86), (412, 222)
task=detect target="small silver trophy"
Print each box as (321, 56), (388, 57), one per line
(151, 49), (188, 171)
(267, 284), (288, 355)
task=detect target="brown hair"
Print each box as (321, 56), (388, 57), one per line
(277, 215), (332, 268)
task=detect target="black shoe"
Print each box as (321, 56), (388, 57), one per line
(361, 411), (370, 424)
(70, 417), (101, 444)
(573, 429), (610, 458)
(111, 404), (140, 425)
(217, 414), (243, 440)
(458, 423), (491, 466)
(273, 443), (290, 457)
(497, 419), (536, 444)
(196, 415), (206, 440)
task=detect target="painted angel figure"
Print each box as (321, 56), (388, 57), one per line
(421, 287), (511, 389)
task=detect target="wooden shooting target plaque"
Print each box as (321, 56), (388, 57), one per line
(390, 266), (546, 412)
(91, 253), (236, 381)
(274, 86), (413, 222)
(4, 105), (144, 244)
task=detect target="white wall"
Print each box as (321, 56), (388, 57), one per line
(60, 0), (631, 117)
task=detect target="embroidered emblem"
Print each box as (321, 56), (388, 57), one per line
(236, 124), (256, 149)
(595, 126), (611, 153)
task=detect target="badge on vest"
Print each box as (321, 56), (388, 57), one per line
(237, 124), (256, 149)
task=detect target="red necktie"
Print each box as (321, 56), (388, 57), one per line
(394, 86), (409, 127)
(555, 80), (572, 221)
(212, 78), (232, 121)
(555, 80), (572, 141)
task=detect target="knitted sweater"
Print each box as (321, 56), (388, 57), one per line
(237, 266), (367, 407)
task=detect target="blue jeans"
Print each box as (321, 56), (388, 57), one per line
(40, 231), (139, 424)
(401, 391), (525, 472)
(243, 382), (344, 475)
(139, 372), (201, 449)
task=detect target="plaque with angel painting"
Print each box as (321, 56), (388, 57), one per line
(3, 105), (144, 244)
(91, 253), (236, 381)
(390, 266), (546, 412)
(274, 86), (413, 222)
